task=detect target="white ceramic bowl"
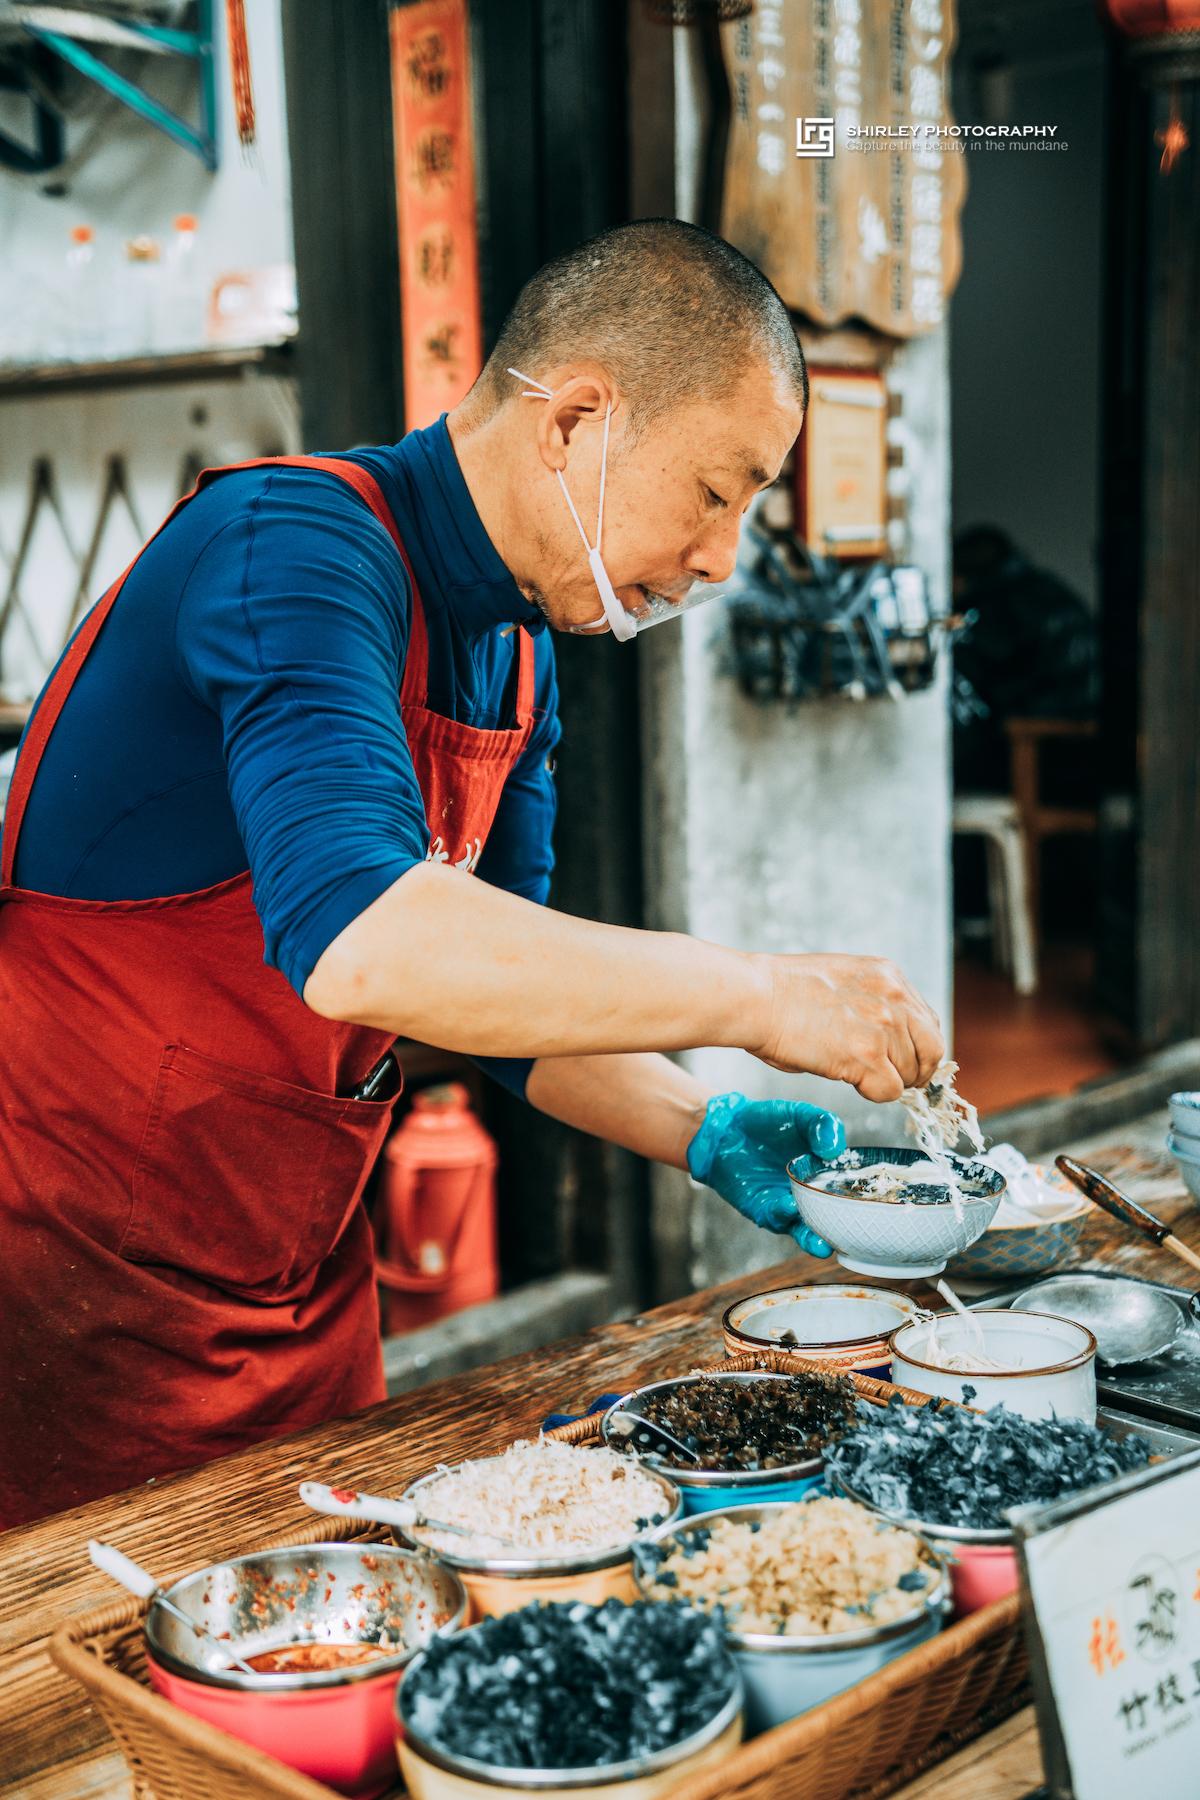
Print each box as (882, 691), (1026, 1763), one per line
(889, 1309), (1097, 1421)
(721, 1283), (927, 1374)
(787, 1148), (1004, 1279)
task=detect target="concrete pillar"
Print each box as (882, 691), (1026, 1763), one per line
(642, 35), (953, 1298)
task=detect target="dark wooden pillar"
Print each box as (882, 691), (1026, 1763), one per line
(469, 0), (649, 1308)
(1096, 36), (1200, 1045)
(281, 0), (405, 449)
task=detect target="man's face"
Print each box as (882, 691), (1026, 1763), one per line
(533, 361), (804, 635)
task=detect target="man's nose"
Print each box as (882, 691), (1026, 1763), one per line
(685, 516), (742, 586)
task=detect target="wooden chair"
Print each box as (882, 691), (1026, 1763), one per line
(1004, 717), (1099, 951)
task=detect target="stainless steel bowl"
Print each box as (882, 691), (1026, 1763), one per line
(146, 1543), (467, 1691)
(826, 1472), (1014, 1545)
(600, 1374), (835, 1491)
(398, 1460), (682, 1576)
(632, 1502), (951, 1648)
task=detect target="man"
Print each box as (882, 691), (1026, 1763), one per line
(0, 221), (942, 1527)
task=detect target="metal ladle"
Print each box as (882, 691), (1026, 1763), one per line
(1011, 1275), (1184, 1367)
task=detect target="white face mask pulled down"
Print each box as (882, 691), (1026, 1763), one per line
(509, 367), (713, 643)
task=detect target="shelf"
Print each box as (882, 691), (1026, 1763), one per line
(0, 700), (32, 734)
(0, 341), (296, 401)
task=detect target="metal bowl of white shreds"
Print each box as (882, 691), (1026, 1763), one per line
(397, 1439), (682, 1577)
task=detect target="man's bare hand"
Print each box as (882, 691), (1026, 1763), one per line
(748, 952), (944, 1101)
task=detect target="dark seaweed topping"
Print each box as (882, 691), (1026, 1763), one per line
(402, 1600), (736, 1768)
(825, 1395), (1152, 1530)
(622, 1373), (858, 1471)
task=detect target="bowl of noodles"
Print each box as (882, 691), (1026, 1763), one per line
(787, 1147), (1005, 1279)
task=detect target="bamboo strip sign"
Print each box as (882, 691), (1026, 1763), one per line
(720, 0), (966, 336)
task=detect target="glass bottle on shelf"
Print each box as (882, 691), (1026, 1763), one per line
(62, 224), (99, 361)
(156, 213), (203, 353)
(118, 236), (162, 358)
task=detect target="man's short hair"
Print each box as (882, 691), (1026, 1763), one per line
(474, 219), (808, 432)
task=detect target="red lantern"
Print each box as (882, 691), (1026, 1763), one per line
(1102, 0), (1200, 34)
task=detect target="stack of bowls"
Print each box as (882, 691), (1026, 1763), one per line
(600, 1374), (846, 1515)
(144, 1544), (467, 1798)
(1168, 1092), (1200, 1199)
(633, 1504), (950, 1733)
(398, 1461), (681, 1618)
(722, 1283), (928, 1377)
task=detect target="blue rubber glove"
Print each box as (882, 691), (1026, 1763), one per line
(686, 1092), (846, 1257)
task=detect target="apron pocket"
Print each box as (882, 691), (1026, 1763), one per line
(122, 1043), (395, 1299)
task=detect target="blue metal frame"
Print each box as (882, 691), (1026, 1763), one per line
(10, 0), (218, 172)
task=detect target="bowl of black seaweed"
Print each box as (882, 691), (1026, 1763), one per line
(394, 1599), (743, 1796)
(600, 1372), (858, 1515)
(824, 1397), (1154, 1616)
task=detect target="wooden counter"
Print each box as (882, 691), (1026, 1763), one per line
(2, 1110), (1189, 1800)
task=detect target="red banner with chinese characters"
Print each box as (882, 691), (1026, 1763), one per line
(390, 0), (483, 430)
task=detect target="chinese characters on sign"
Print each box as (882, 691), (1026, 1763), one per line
(389, 0), (483, 430)
(721, 0), (965, 336)
(1016, 1450), (1200, 1796)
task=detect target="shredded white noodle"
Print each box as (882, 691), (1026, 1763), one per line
(409, 1439), (670, 1560)
(900, 1060), (985, 1221)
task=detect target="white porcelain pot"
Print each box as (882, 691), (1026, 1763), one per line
(889, 1310), (1097, 1421)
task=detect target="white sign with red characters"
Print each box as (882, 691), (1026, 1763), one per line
(1013, 1446), (1200, 1797)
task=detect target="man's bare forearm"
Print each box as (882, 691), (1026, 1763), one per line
(526, 1052), (711, 1170)
(305, 863), (946, 1096)
(305, 863), (766, 1061)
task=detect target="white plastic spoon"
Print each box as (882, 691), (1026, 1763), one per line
(88, 1539), (256, 1674)
(299, 1481), (525, 1550)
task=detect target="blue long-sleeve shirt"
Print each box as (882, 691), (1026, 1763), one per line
(8, 418), (560, 1097)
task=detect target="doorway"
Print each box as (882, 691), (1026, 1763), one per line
(949, 1), (1117, 1115)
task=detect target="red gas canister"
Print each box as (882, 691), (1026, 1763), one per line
(374, 1084), (499, 1334)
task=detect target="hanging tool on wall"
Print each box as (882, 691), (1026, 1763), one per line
(225, 0), (254, 150)
(723, 513), (952, 705)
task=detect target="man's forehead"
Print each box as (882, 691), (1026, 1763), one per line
(707, 445), (781, 489)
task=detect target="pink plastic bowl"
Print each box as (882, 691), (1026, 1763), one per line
(937, 1538), (1019, 1617)
(144, 1543), (467, 1798)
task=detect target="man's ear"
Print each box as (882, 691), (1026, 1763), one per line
(535, 374), (618, 472)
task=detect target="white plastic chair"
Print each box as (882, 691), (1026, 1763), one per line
(952, 793), (1038, 996)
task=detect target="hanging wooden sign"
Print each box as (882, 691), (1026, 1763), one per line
(720, 0), (966, 337)
(390, 0), (483, 430)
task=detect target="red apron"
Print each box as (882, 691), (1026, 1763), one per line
(0, 455), (534, 1528)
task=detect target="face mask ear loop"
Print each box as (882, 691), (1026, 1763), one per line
(507, 366), (553, 399)
(595, 401), (612, 554)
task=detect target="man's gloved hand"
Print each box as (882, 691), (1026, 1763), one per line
(686, 1091), (846, 1257)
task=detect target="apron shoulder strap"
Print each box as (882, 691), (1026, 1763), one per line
(1, 454), (421, 888)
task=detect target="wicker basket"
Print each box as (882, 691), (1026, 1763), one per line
(49, 1354), (1030, 1800)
